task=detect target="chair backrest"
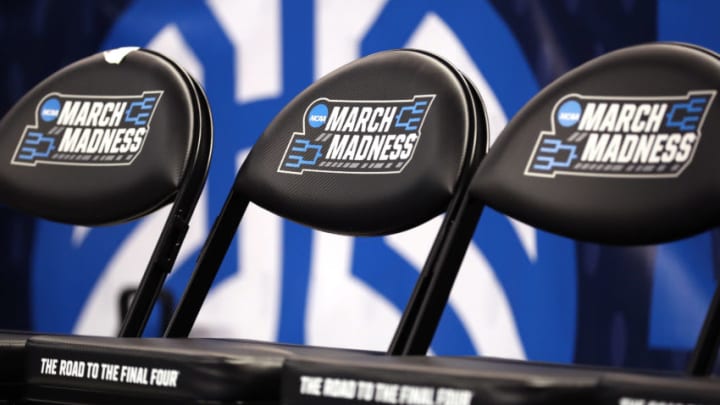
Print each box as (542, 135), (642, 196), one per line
(0, 47), (212, 337)
(163, 49), (488, 338)
(391, 42), (720, 374)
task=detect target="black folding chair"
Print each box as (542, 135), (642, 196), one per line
(22, 49), (488, 404)
(0, 47), (212, 403)
(281, 42), (720, 405)
(164, 49), (487, 339)
(390, 43), (720, 375)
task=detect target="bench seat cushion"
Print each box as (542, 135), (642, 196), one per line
(26, 335), (375, 404)
(282, 355), (720, 404)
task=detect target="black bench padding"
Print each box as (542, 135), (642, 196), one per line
(25, 335), (376, 404)
(282, 355), (720, 404)
(0, 332), (34, 401)
(21, 335), (720, 404)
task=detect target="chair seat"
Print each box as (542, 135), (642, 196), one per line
(282, 355), (720, 404)
(25, 335), (376, 404)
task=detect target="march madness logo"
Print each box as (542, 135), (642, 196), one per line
(525, 91), (715, 178)
(278, 95), (435, 174)
(11, 91), (163, 167)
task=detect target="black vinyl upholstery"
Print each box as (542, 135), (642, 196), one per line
(235, 50), (478, 235)
(473, 42), (720, 245)
(0, 48), (206, 226)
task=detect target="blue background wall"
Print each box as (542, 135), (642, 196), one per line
(0, 0), (718, 372)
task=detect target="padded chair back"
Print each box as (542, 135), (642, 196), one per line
(392, 42), (720, 375)
(476, 43), (720, 244)
(163, 49), (488, 338)
(0, 47), (212, 338)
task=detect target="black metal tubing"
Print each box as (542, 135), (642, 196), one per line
(389, 68), (487, 355)
(688, 284), (720, 375)
(687, 229), (720, 376)
(389, 195), (483, 355)
(164, 187), (249, 337)
(388, 192), (464, 354)
(118, 210), (189, 337)
(119, 62), (213, 337)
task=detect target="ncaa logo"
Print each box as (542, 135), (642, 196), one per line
(556, 99), (581, 127)
(308, 103), (328, 128)
(40, 97), (61, 122)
